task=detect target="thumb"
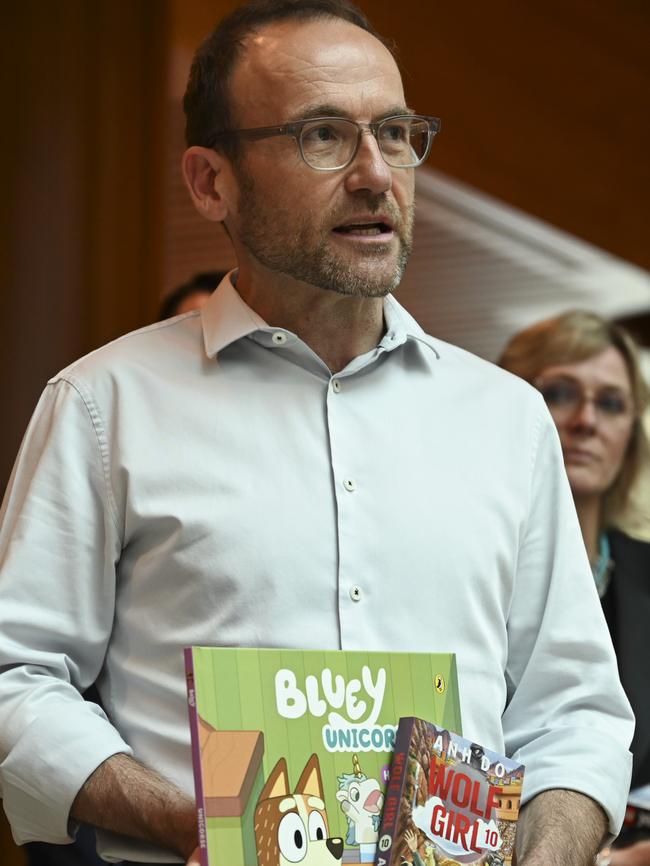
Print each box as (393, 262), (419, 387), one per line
(186, 845), (202, 866)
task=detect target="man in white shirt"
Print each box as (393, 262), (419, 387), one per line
(0, 2), (634, 865)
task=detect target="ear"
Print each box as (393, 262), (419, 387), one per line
(294, 754), (324, 799)
(259, 757), (290, 802)
(182, 145), (232, 223)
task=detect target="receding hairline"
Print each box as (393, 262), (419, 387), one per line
(224, 16), (403, 133)
(230, 14), (400, 89)
(241, 12), (395, 50)
(183, 0), (397, 150)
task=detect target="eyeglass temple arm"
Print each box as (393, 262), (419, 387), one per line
(210, 123), (300, 143)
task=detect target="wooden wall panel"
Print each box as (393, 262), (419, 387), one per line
(1, 0), (169, 857)
(0, 0), (168, 492)
(359, 0), (649, 270)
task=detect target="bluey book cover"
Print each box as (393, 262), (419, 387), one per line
(184, 648), (461, 866)
(376, 717), (524, 866)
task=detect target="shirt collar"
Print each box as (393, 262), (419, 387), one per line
(382, 294), (441, 360)
(201, 272), (267, 359)
(201, 270), (441, 361)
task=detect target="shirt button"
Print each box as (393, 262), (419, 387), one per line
(350, 585), (362, 602)
(343, 478), (356, 492)
(272, 331), (287, 345)
(332, 379), (341, 393)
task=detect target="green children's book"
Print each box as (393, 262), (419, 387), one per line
(184, 646), (462, 866)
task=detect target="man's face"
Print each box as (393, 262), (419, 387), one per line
(224, 17), (415, 297)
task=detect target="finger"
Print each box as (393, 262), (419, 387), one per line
(186, 845), (203, 866)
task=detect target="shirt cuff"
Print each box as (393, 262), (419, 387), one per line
(1, 700), (133, 844)
(514, 725), (633, 838)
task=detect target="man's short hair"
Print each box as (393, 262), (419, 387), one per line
(183, 0), (394, 159)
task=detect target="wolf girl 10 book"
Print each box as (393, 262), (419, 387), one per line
(184, 647), (461, 866)
(376, 717), (525, 866)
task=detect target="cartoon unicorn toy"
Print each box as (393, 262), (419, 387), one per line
(336, 754), (383, 863)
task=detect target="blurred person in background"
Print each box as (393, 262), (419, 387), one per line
(499, 310), (650, 866)
(157, 271), (227, 320)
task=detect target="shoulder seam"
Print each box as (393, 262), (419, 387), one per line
(55, 375), (122, 539)
(51, 313), (200, 381)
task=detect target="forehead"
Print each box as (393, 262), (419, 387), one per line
(229, 17), (405, 125)
(541, 346), (632, 390)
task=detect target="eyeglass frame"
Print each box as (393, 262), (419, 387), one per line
(534, 376), (636, 422)
(207, 114), (442, 171)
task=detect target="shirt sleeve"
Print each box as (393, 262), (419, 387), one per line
(0, 378), (133, 844)
(502, 403), (634, 836)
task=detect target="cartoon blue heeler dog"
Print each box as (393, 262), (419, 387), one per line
(255, 753), (344, 865)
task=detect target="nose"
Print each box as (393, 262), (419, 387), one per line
(344, 129), (393, 196)
(327, 837), (344, 860)
(568, 396), (598, 432)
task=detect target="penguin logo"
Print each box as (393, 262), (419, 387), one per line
(435, 674), (445, 694)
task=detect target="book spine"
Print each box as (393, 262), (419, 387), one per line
(185, 647), (209, 866)
(375, 716), (415, 866)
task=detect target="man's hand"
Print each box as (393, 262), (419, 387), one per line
(186, 845), (202, 866)
(610, 841), (650, 865)
(71, 752), (198, 858)
(515, 788), (608, 866)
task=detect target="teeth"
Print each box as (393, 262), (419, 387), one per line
(353, 227), (381, 235)
(337, 223), (385, 235)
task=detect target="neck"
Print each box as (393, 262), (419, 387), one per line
(234, 264), (386, 373)
(573, 494), (603, 564)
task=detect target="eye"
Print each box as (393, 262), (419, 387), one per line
(380, 122), (408, 143)
(350, 784), (360, 802)
(308, 810), (327, 841)
(596, 391), (628, 415)
(540, 381), (580, 407)
(277, 813), (307, 863)
(302, 123), (342, 146)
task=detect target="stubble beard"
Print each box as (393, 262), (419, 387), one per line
(234, 169), (414, 298)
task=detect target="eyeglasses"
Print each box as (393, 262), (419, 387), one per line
(536, 378), (634, 422)
(209, 115), (441, 171)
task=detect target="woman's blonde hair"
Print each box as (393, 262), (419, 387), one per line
(498, 310), (649, 520)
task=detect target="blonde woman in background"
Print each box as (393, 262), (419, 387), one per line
(499, 311), (650, 865)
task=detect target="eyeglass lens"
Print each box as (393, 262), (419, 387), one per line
(539, 379), (631, 418)
(299, 117), (430, 169)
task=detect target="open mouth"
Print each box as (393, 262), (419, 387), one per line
(363, 789), (383, 813)
(332, 221), (393, 237)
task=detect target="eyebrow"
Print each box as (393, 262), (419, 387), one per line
(287, 103), (415, 123)
(539, 374), (631, 394)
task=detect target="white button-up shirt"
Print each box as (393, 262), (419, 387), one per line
(0, 276), (633, 861)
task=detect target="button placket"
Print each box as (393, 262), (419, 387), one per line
(326, 369), (367, 632)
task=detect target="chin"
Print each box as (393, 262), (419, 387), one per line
(566, 470), (609, 499)
(317, 260), (404, 298)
